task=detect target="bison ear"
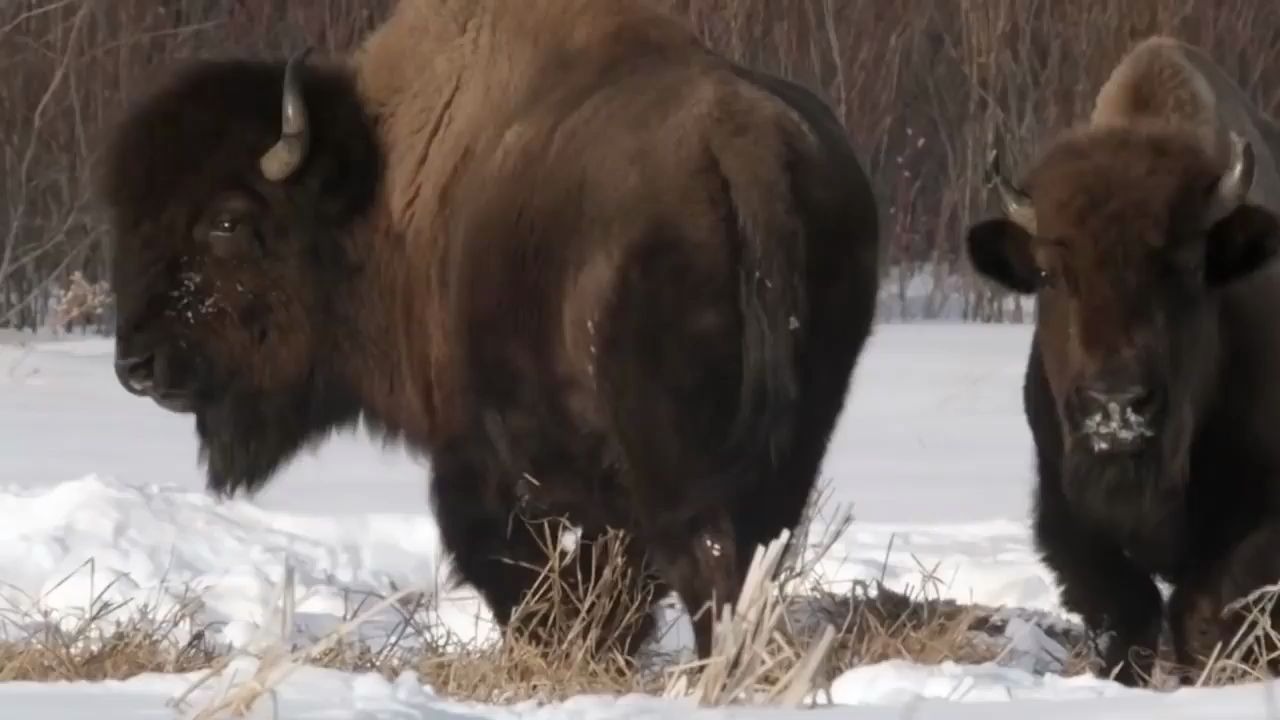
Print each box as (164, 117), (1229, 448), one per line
(966, 218), (1040, 294)
(1205, 204), (1280, 287)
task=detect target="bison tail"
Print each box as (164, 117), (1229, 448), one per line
(709, 125), (809, 485)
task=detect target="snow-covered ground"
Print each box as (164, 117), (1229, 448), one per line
(3, 323), (1277, 718)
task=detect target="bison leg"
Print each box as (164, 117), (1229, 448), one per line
(504, 518), (663, 659)
(1035, 499), (1164, 686)
(648, 510), (742, 659)
(430, 448), (550, 631)
(431, 445), (661, 658)
(1172, 524), (1280, 677)
(1167, 571), (1224, 680)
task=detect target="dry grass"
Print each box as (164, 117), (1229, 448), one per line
(1194, 584), (1280, 686)
(776, 497), (1017, 686)
(10, 497), (1280, 715)
(409, 521), (668, 704)
(1142, 582), (1280, 690)
(0, 606), (219, 681)
(0, 503), (1086, 712)
(164, 491), (1095, 716)
(49, 271), (112, 333)
(0, 563), (222, 681)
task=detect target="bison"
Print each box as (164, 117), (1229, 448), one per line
(967, 35), (1280, 685)
(98, 0), (880, 661)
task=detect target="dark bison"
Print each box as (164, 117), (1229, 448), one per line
(98, 0), (880, 659)
(967, 36), (1280, 685)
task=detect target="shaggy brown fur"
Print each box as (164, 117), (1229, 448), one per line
(966, 36), (1280, 686)
(98, 0), (880, 662)
(1091, 36), (1280, 207)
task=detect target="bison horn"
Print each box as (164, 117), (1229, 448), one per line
(986, 148), (1037, 234)
(1205, 131), (1255, 227)
(259, 47), (313, 182)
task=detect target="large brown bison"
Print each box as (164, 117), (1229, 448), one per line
(967, 36), (1280, 685)
(98, 0), (880, 660)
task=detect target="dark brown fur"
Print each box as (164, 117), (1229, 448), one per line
(98, 0), (880, 662)
(967, 38), (1280, 686)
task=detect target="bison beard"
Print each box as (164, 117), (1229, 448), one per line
(1061, 443), (1188, 574)
(195, 372), (359, 497)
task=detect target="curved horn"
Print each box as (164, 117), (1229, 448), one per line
(985, 148), (1037, 234)
(259, 47), (313, 182)
(1205, 131), (1255, 227)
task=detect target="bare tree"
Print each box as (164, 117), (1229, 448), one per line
(3, 0), (1279, 331)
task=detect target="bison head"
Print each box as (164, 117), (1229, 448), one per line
(99, 51), (383, 496)
(965, 125), (1280, 520)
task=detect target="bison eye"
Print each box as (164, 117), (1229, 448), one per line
(211, 217), (239, 236)
(205, 213), (260, 259)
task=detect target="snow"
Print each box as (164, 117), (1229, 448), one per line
(3, 322), (1277, 718)
(5, 662), (1280, 720)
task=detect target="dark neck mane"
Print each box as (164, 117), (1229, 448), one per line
(328, 195), (434, 448)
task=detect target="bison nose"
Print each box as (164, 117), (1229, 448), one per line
(1082, 385), (1152, 413)
(1072, 382), (1162, 453)
(114, 352), (156, 396)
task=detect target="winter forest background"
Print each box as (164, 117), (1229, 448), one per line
(4, 0), (1279, 334)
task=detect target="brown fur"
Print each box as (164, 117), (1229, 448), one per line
(99, 0), (880, 662)
(326, 0), (827, 445)
(1092, 36), (1280, 209)
(966, 36), (1280, 685)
